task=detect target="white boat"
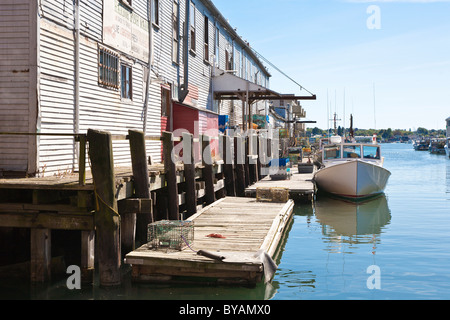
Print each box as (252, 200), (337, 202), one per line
(445, 138), (450, 159)
(313, 137), (391, 200)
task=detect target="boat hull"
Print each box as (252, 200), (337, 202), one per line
(314, 160), (391, 199)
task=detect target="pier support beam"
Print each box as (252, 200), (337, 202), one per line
(202, 135), (216, 206)
(182, 132), (197, 217)
(221, 135), (236, 197)
(30, 228), (51, 282)
(87, 129), (121, 287)
(162, 131), (179, 220)
(128, 129), (153, 243)
(234, 136), (245, 197)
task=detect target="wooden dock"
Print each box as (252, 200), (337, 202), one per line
(125, 197), (295, 286)
(245, 164), (317, 202)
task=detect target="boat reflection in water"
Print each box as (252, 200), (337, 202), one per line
(314, 194), (391, 253)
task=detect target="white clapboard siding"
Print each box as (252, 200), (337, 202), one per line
(0, 0), (36, 173)
(38, 19), (76, 175)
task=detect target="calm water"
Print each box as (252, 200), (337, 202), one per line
(1, 143), (450, 300)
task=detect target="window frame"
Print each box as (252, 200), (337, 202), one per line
(152, 0), (160, 27)
(189, 1), (196, 54)
(161, 85), (171, 117)
(172, 0), (180, 63)
(121, 63), (133, 100)
(203, 15), (209, 62)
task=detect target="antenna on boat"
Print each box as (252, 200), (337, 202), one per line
(373, 83), (377, 130)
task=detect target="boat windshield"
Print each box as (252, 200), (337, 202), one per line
(323, 145), (341, 160)
(363, 145), (381, 160)
(343, 145), (361, 158)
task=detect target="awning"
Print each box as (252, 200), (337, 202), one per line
(212, 68), (316, 103)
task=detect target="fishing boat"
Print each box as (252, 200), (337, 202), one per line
(313, 136), (391, 200)
(429, 139), (446, 155)
(413, 139), (429, 151)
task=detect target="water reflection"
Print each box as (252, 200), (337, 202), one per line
(314, 194), (391, 253)
(447, 160), (450, 200)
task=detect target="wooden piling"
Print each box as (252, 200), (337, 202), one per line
(221, 135), (236, 196)
(234, 136), (245, 197)
(87, 129), (121, 287)
(81, 230), (95, 284)
(128, 129), (152, 243)
(30, 228), (51, 282)
(244, 136), (250, 187)
(162, 131), (179, 220)
(182, 132), (197, 217)
(202, 135), (216, 206)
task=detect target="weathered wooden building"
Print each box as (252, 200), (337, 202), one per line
(0, 0), (291, 178)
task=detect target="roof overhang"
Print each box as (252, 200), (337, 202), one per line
(212, 68), (316, 103)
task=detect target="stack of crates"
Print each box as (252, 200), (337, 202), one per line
(147, 220), (194, 251)
(256, 187), (289, 203)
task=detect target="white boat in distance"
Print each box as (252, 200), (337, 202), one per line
(313, 137), (391, 200)
(445, 138), (450, 159)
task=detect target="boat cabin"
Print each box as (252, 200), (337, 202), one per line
(323, 144), (381, 162)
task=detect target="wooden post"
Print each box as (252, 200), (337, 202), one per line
(81, 230), (95, 284)
(244, 136), (250, 187)
(128, 129), (152, 243)
(30, 228), (51, 282)
(87, 129), (121, 287)
(78, 134), (86, 186)
(222, 135), (236, 196)
(202, 135), (216, 205)
(162, 131), (179, 220)
(234, 135), (245, 197)
(257, 134), (262, 179)
(182, 132), (197, 217)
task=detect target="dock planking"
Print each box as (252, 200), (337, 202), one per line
(125, 197), (295, 285)
(245, 165), (317, 201)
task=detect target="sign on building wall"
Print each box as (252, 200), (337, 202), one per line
(103, 0), (150, 62)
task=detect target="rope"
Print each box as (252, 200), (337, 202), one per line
(181, 235), (197, 253)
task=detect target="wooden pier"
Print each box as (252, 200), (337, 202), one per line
(245, 163), (317, 202)
(125, 197), (294, 286)
(0, 129), (307, 286)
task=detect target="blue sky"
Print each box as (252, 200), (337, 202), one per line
(213, 0), (450, 130)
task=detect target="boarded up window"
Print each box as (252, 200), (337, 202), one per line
(99, 48), (119, 89)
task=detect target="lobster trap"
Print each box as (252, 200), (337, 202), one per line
(147, 220), (194, 251)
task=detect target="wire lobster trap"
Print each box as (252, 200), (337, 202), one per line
(147, 220), (194, 251)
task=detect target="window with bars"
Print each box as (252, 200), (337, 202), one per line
(98, 48), (119, 89)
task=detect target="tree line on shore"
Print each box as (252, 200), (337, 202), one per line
(307, 127), (446, 140)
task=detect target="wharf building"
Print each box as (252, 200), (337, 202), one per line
(0, 0), (313, 177)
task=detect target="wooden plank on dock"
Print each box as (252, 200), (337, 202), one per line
(125, 197), (294, 285)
